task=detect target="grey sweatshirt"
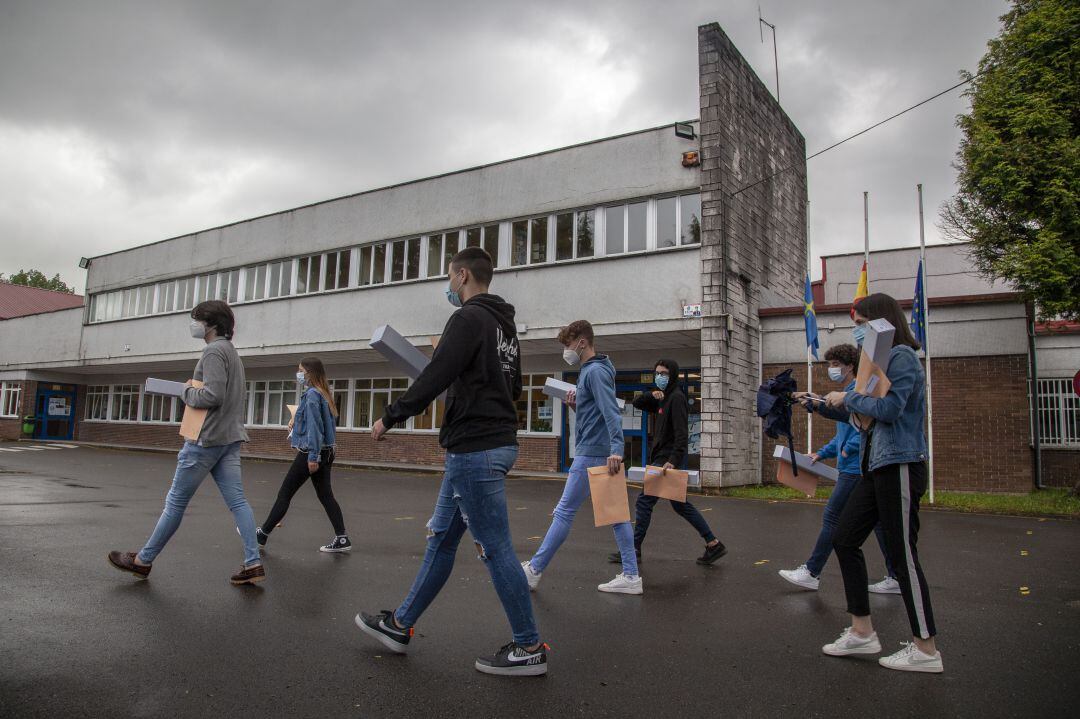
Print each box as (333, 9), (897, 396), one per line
(181, 338), (249, 447)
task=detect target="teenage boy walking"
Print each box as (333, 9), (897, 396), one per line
(522, 320), (642, 595)
(354, 247), (547, 677)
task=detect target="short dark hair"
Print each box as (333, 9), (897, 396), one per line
(823, 343), (859, 369)
(449, 247), (493, 286)
(192, 300), (235, 340)
(557, 320), (594, 346)
(854, 293), (920, 350)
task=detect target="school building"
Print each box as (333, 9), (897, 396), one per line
(1, 23), (1076, 493)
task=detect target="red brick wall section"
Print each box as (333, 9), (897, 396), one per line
(75, 421), (561, 472)
(761, 355), (1035, 493)
(0, 380), (36, 440)
(1041, 449), (1078, 489)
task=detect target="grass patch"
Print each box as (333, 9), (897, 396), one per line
(715, 485), (1080, 518)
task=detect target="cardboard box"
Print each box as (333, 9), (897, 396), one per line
(542, 377), (625, 410)
(628, 465), (701, 488)
(861, 318), (895, 370)
(179, 379), (206, 442)
(370, 325), (445, 401)
(772, 445), (839, 482)
(853, 318), (895, 429)
(144, 378), (188, 397)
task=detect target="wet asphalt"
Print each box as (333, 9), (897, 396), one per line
(0, 443), (1078, 718)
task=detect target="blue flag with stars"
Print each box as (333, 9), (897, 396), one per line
(911, 259), (928, 349)
(804, 274), (819, 360)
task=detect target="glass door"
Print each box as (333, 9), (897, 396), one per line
(34, 385), (76, 440)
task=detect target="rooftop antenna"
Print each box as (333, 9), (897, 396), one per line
(758, 4), (780, 103)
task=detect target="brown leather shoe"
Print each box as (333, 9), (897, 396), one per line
(108, 551), (151, 579)
(230, 564), (265, 585)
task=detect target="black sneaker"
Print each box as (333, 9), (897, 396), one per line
(475, 642), (548, 676)
(697, 541), (727, 565)
(256, 527), (267, 547)
(608, 548), (642, 564)
(320, 535), (352, 553)
(355, 610), (411, 654)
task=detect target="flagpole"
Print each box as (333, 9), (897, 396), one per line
(918, 183), (935, 504)
(806, 199), (813, 452)
(863, 191), (870, 272)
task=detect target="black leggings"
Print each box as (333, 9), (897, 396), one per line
(833, 462), (936, 639)
(262, 448), (346, 536)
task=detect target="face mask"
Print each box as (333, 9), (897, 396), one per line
(562, 347), (580, 366)
(296, 371), (306, 385)
(828, 366), (844, 382)
(445, 272), (464, 308)
(655, 374), (670, 391)
(852, 324), (867, 345)
(189, 320), (206, 339)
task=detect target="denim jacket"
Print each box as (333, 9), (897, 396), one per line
(293, 387), (336, 462)
(815, 380), (862, 476)
(818, 345), (927, 472)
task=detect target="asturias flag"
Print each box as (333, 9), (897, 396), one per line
(804, 274), (819, 360)
(850, 261), (869, 319)
(911, 259), (928, 349)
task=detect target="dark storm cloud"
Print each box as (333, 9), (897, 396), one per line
(0, 0), (1008, 293)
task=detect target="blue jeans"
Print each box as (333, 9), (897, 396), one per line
(806, 472), (895, 578)
(530, 455), (639, 577)
(394, 446), (539, 646)
(138, 441), (260, 567)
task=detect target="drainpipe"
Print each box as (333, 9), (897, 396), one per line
(1026, 302), (1043, 489)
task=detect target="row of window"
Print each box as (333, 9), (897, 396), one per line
(87, 193), (702, 323)
(82, 374), (558, 434)
(0, 382), (21, 418)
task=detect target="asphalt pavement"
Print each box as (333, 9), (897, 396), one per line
(1, 442), (1078, 718)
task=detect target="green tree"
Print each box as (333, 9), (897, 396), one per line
(941, 0), (1079, 319)
(0, 269), (76, 294)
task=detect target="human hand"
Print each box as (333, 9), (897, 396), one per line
(607, 455), (623, 474)
(840, 450), (848, 458)
(651, 390), (664, 400)
(824, 391), (847, 408)
(307, 461), (319, 473)
(372, 418), (389, 442)
(662, 462), (674, 473)
(288, 418), (295, 431)
(565, 389), (577, 410)
(808, 453), (819, 463)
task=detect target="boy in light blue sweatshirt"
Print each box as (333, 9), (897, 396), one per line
(522, 320), (642, 595)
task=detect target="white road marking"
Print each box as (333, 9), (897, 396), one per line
(0, 447), (25, 452)
(26, 445), (64, 450)
(48, 443), (79, 449)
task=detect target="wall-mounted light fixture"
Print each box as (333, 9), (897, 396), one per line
(78, 257), (91, 269)
(674, 122), (696, 139)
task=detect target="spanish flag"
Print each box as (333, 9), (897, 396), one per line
(850, 261), (868, 319)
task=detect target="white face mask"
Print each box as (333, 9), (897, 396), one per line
(828, 366), (844, 382)
(296, 371), (306, 385)
(562, 347), (580, 366)
(189, 320), (207, 339)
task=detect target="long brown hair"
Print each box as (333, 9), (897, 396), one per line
(855, 293), (921, 351)
(300, 357), (338, 417)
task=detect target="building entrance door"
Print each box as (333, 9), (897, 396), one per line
(34, 385), (76, 440)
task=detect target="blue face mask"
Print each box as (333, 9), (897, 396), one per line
(852, 324), (866, 346)
(445, 273), (463, 308)
(655, 374), (670, 391)
(296, 371), (306, 385)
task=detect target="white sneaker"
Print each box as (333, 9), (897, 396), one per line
(879, 642), (943, 673)
(597, 573), (643, 595)
(868, 576), (902, 594)
(778, 565), (819, 590)
(822, 627), (882, 656)
(521, 560), (542, 592)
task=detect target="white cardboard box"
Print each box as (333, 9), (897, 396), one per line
(627, 465), (701, 488)
(144, 378), (188, 397)
(370, 325), (446, 401)
(542, 377), (625, 410)
(772, 445), (839, 482)
(862, 318), (895, 370)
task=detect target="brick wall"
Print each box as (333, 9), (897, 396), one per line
(698, 23), (807, 488)
(760, 355), (1036, 493)
(0, 380), (36, 440)
(75, 420), (561, 472)
(1042, 450), (1078, 489)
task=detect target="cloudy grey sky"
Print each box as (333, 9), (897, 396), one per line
(0, 0), (1008, 293)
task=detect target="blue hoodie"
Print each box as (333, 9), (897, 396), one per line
(815, 380), (861, 476)
(293, 386), (336, 462)
(574, 355), (623, 458)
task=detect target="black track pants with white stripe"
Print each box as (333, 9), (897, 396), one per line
(832, 462), (936, 639)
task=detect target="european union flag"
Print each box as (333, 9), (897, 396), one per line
(911, 259), (928, 349)
(804, 274), (819, 360)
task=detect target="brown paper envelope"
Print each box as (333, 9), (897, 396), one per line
(776, 461), (818, 497)
(852, 352), (891, 430)
(287, 404), (298, 418)
(587, 465), (631, 527)
(179, 379), (207, 442)
(643, 465), (688, 503)
(430, 335), (441, 349)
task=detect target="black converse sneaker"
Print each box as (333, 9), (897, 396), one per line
(475, 642), (548, 676)
(355, 610), (412, 654)
(320, 535), (352, 553)
(256, 527), (268, 547)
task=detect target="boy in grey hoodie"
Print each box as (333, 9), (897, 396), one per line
(522, 320), (642, 595)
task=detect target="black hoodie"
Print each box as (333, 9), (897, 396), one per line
(382, 294), (522, 453)
(632, 359), (688, 467)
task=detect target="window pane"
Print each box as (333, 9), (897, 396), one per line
(406, 238), (420, 280)
(628, 201), (647, 252)
(353, 391), (371, 428)
(484, 224), (500, 265)
(228, 270), (240, 302)
(308, 254), (321, 292)
(680, 194), (701, 245)
(296, 257), (309, 293)
(466, 227), (481, 247)
(427, 236), (442, 277)
(657, 197), (677, 248)
(511, 221), (528, 266)
(606, 205), (624, 255)
(443, 231), (459, 270)
(244, 267), (258, 301)
(372, 378), (390, 389)
(555, 213), (574, 260)
(269, 263), (282, 298)
(252, 390), (265, 425)
(391, 240), (405, 282)
(338, 250), (350, 288)
(373, 244), (386, 283)
(372, 392), (390, 423)
(530, 217), (548, 264)
(324, 252), (337, 290)
(530, 387), (553, 432)
(360, 246), (373, 286)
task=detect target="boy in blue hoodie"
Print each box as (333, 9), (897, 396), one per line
(522, 320), (642, 595)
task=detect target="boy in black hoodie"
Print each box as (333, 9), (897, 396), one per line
(355, 247), (547, 677)
(609, 358), (727, 566)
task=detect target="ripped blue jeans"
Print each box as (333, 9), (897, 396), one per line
(393, 446), (539, 646)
